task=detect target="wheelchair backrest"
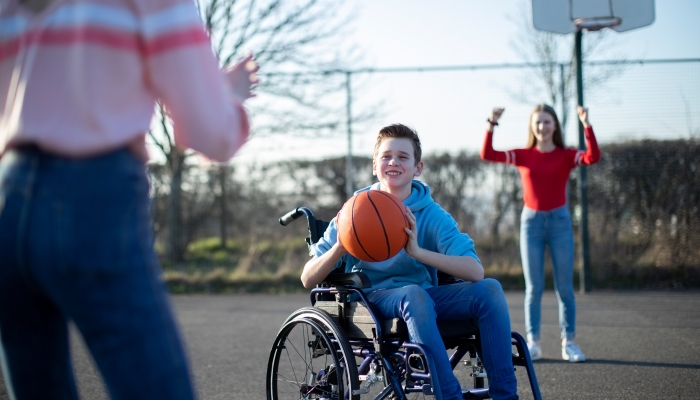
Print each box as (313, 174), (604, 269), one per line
(278, 207), (330, 254)
(308, 218), (330, 246)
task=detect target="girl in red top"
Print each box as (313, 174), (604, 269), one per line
(480, 104), (600, 363)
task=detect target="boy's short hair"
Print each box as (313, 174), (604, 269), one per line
(374, 124), (422, 164)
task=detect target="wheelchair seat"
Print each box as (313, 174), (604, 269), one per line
(316, 298), (481, 345)
(314, 268), (482, 341)
(315, 299), (408, 339)
(314, 296), (479, 341)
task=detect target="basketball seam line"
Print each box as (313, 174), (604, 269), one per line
(376, 191), (409, 248)
(367, 191), (391, 260)
(351, 194), (378, 262)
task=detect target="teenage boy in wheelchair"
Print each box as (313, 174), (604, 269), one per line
(300, 124), (519, 400)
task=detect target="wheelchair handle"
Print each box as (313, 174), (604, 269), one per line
(279, 207), (316, 226)
(279, 208), (304, 226)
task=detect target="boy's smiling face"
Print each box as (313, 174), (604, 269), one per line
(373, 137), (423, 194)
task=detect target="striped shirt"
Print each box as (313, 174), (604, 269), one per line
(0, 0), (249, 162)
(480, 126), (601, 211)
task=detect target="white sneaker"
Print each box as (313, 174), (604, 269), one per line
(527, 342), (542, 361)
(562, 342), (586, 362)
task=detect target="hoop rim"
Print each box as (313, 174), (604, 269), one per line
(573, 16), (622, 31)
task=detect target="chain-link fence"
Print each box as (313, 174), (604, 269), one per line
(151, 58), (700, 291)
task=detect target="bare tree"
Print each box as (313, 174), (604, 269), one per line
(148, 0), (358, 261)
(587, 139), (700, 276)
(268, 156), (374, 211)
(506, 0), (626, 132)
(200, 0), (359, 137)
(420, 152), (485, 232)
(487, 164), (521, 244)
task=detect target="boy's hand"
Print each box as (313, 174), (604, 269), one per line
(334, 211), (348, 256)
(334, 236), (348, 256)
(400, 208), (485, 282)
(403, 208), (421, 258)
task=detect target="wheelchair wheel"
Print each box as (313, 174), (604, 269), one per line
(267, 307), (361, 400)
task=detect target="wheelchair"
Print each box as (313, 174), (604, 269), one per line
(266, 207), (542, 400)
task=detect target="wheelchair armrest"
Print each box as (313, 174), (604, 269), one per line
(437, 270), (465, 286)
(322, 271), (371, 289)
(438, 276), (465, 286)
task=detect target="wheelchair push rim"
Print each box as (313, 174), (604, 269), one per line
(267, 309), (361, 400)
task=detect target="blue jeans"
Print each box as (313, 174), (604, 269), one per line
(0, 147), (195, 400)
(520, 205), (576, 341)
(366, 279), (518, 400)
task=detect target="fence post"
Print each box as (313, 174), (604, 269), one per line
(345, 71), (354, 200)
(575, 30), (592, 293)
(560, 63), (567, 139)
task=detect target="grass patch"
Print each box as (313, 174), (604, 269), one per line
(160, 237), (700, 293)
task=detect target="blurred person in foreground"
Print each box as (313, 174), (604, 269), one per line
(0, 0), (258, 398)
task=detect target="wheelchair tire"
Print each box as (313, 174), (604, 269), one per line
(267, 307), (361, 400)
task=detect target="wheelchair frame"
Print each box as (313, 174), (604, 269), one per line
(266, 207), (542, 400)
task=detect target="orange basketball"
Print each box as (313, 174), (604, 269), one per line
(337, 190), (409, 262)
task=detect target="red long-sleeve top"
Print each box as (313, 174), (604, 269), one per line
(480, 127), (600, 211)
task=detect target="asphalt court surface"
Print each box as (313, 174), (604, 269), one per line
(1, 290), (699, 399)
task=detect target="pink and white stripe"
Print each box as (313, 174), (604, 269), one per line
(0, 0), (250, 162)
(504, 150), (517, 165)
(0, 2), (208, 61)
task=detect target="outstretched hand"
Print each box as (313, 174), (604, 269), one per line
(577, 105), (590, 127)
(224, 52), (260, 101)
(403, 208), (421, 258)
(490, 107), (505, 123)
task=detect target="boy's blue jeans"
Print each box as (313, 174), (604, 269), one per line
(0, 147), (195, 399)
(520, 205), (577, 342)
(366, 279), (518, 400)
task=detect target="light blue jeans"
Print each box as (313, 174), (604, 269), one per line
(366, 279), (518, 400)
(0, 147), (195, 399)
(520, 205), (576, 341)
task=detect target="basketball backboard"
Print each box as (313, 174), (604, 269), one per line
(532, 0), (655, 34)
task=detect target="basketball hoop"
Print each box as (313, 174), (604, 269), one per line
(532, 0), (653, 34)
(573, 17), (622, 32)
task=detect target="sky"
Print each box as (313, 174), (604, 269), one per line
(347, 0), (699, 66)
(227, 0), (700, 167)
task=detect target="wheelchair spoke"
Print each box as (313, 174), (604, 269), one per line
(274, 376), (303, 390)
(267, 307), (367, 399)
(271, 318), (347, 399)
(281, 342), (304, 389)
(280, 330), (318, 394)
(282, 323), (314, 386)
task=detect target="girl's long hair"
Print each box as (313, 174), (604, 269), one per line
(526, 104), (564, 149)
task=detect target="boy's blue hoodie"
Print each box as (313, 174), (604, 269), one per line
(312, 180), (481, 293)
